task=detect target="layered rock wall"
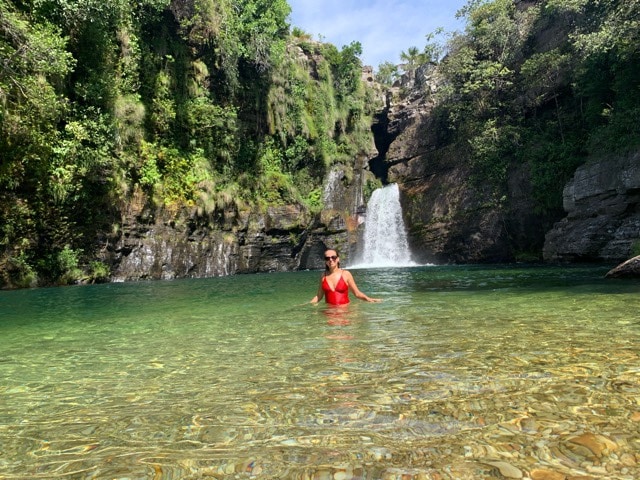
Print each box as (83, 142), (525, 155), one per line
(104, 160), (372, 282)
(543, 152), (640, 262)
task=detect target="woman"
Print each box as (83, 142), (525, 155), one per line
(310, 249), (382, 305)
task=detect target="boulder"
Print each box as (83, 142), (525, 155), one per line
(605, 255), (640, 278)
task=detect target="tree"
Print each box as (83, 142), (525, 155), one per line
(375, 61), (399, 86)
(521, 49), (572, 143)
(422, 27), (446, 64)
(400, 46), (423, 70)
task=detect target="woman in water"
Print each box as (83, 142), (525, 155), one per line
(310, 249), (382, 305)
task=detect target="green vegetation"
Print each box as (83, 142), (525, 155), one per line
(398, 29), (446, 72)
(375, 0), (638, 214)
(376, 28), (446, 83)
(432, 0), (640, 210)
(0, 0), (377, 287)
(375, 61), (399, 86)
(2, 0), (639, 287)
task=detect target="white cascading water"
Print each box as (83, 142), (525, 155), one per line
(353, 183), (416, 268)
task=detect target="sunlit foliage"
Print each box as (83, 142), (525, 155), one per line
(0, 0), (374, 287)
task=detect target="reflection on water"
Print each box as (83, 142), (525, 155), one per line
(1, 265), (640, 479)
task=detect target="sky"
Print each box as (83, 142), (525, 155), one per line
(287, 0), (470, 69)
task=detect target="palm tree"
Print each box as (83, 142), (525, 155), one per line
(400, 46), (422, 70)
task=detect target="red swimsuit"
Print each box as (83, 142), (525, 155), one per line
(322, 274), (350, 305)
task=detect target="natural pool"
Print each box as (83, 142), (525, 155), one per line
(1, 265), (640, 479)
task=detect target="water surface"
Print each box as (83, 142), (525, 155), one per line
(1, 265), (639, 479)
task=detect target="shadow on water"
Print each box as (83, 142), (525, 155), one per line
(350, 263), (637, 295)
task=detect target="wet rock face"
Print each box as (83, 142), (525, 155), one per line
(395, 153), (514, 264)
(111, 222), (239, 282)
(106, 209), (238, 282)
(544, 152), (640, 262)
(106, 204), (310, 282)
(105, 165), (368, 281)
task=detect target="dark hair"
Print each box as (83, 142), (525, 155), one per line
(323, 248), (341, 272)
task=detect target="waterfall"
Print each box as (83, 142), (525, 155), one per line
(353, 183), (416, 268)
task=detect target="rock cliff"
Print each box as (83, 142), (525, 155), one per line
(104, 158), (374, 282)
(366, 64), (640, 266)
(543, 152), (640, 262)
(371, 67), (554, 264)
(104, 68), (639, 281)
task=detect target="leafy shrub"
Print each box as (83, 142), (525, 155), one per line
(40, 246), (83, 285)
(3, 253), (38, 289)
(303, 188), (324, 213)
(89, 261), (110, 283)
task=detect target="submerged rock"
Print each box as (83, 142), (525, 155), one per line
(484, 461), (523, 479)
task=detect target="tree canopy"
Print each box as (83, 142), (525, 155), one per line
(431, 0), (640, 210)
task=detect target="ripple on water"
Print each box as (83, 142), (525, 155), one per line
(1, 266), (640, 478)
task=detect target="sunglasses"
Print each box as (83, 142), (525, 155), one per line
(324, 255), (338, 261)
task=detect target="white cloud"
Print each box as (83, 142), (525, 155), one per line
(288, 0), (467, 67)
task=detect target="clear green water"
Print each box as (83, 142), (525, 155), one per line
(1, 265), (640, 479)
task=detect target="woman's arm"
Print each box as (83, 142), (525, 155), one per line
(343, 270), (382, 303)
(310, 276), (325, 304)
